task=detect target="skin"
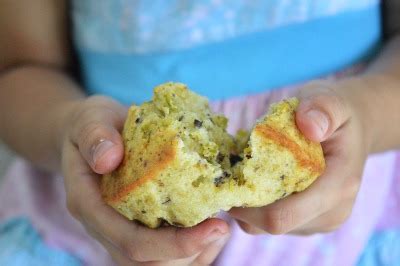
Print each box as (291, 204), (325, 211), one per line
(230, 40), (400, 235)
(0, 1), (230, 265)
(0, 0), (400, 265)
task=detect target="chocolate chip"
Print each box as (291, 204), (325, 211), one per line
(178, 115), (184, 121)
(135, 220), (149, 227)
(281, 192), (287, 198)
(162, 198), (171, 204)
(280, 175), (285, 180)
(158, 218), (170, 227)
(194, 119), (203, 128)
(214, 177), (224, 187)
(135, 117), (142, 124)
(171, 221), (184, 227)
(245, 154), (252, 159)
(214, 172), (231, 187)
(229, 154), (243, 166)
(216, 153), (225, 163)
(141, 210), (147, 214)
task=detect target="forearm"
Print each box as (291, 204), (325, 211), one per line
(341, 35), (400, 154)
(0, 65), (84, 172)
(363, 35), (400, 153)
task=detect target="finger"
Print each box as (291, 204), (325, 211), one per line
(70, 96), (127, 174)
(147, 258), (197, 266)
(139, 235), (231, 266)
(89, 228), (197, 266)
(229, 149), (349, 235)
(84, 225), (132, 266)
(289, 199), (355, 235)
(72, 144), (229, 261)
(63, 143), (230, 262)
(140, 257), (197, 266)
(295, 81), (351, 142)
(236, 220), (266, 235)
(87, 202), (228, 263)
(90, 226), (198, 266)
(193, 234), (230, 265)
(88, 209), (228, 263)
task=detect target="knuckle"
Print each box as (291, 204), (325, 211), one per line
(314, 93), (345, 109)
(322, 223), (342, 233)
(175, 230), (201, 258)
(178, 240), (199, 258)
(73, 107), (122, 145)
(241, 225), (257, 235)
(302, 83), (348, 115)
(120, 241), (145, 262)
(264, 208), (294, 235)
(70, 107), (98, 138)
(85, 95), (111, 106)
(239, 222), (263, 235)
(79, 121), (108, 148)
(70, 99), (96, 124)
(69, 97), (124, 145)
(196, 252), (220, 266)
(322, 210), (352, 233)
(66, 198), (80, 219)
(323, 94), (347, 117)
(301, 80), (329, 90)
(336, 209), (352, 225)
(84, 96), (122, 115)
(342, 178), (360, 201)
(135, 262), (165, 266)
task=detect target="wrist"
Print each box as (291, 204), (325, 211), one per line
(343, 74), (400, 154)
(333, 77), (377, 155)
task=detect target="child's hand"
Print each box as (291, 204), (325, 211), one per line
(230, 78), (370, 235)
(61, 96), (230, 265)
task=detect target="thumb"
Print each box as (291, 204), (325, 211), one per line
(70, 96), (127, 174)
(295, 85), (350, 142)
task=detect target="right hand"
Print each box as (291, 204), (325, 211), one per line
(61, 96), (230, 266)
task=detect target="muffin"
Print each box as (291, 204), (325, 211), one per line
(101, 83), (325, 228)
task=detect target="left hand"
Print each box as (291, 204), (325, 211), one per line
(229, 78), (372, 235)
(61, 96), (230, 266)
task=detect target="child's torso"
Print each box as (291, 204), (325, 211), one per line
(71, 0), (381, 104)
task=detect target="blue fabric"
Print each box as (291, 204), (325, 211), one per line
(78, 6), (381, 104)
(0, 217), (81, 266)
(357, 229), (400, 266)
(72, 0), (379, 54)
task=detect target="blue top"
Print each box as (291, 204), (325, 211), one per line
(71, 0), (381, 104)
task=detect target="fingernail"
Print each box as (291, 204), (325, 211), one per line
(306, 109), (329, 139)
(92, 139), (114, 166)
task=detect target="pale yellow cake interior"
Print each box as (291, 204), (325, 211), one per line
(101, 83), (325, 228)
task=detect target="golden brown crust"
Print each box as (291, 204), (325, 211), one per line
(101, 103), (180, 204)
(254, 124), (325, 175)
(103, 140), (177, 203)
